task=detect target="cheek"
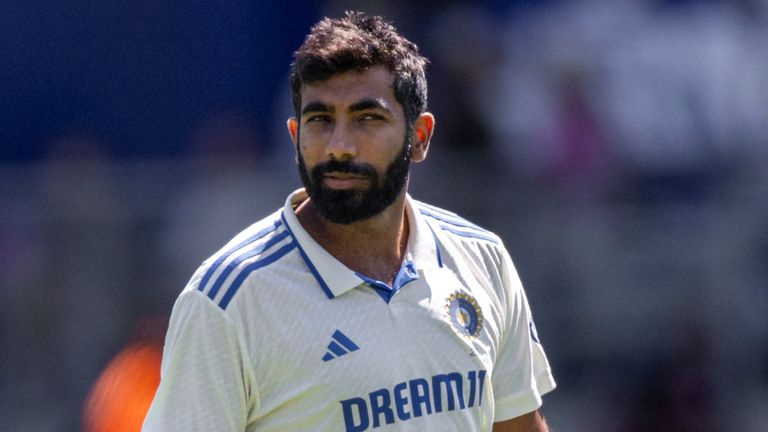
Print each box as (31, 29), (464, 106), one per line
(297, 138), (322, 163)
(358, 129), (401, 155)
(297, 145), (314, 169)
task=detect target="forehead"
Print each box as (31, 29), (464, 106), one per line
(300, 66), (400, 112)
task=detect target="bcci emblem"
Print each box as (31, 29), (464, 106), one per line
(446, 292), (484, 338)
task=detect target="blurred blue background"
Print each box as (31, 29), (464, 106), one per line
(2, 0), (767, 430)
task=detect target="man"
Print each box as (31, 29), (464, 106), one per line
(144, 12), (555, 431)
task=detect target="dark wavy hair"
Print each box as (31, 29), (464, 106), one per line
(289, 11), (428, 124)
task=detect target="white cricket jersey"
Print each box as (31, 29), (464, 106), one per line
(143, 189), (555, 432)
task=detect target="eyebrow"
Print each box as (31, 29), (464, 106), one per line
(300, 98), (391, 117)
(300, 101), (329, 116)
(348, 98), (390, 113)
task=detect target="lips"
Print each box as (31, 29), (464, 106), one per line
(322, 172), (370, 189)
(325, 172), (366, 180)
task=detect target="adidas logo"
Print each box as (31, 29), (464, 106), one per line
(322, 330), (360, 362)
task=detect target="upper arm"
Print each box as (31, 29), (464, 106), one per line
(491, 247), (556, 419)
(143, 291), (254, 431)
(492, 409), (549, 432)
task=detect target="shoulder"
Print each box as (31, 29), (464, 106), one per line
(412, 199), (503, 247)
(412, 199), (513, 288)
(185, 208), (298, 310)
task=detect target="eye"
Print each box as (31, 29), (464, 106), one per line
(305, 114), (331, 124)
(359, 113), (384, 121)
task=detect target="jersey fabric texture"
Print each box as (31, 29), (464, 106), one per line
(143, 189), (556, 432)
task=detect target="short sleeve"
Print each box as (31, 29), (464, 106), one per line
(491, 249), (556, 422)
(143, 288), (257, 431)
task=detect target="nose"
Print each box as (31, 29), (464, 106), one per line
(326, 121), (357, 161)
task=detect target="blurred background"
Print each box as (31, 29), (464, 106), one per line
(1, 0), (767, 430)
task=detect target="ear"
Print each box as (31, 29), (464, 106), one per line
(287, 117), (299, 144)
(287, 117), (300, 163)
(411, 112), (434, 163)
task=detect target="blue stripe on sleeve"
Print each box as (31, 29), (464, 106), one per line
(197, 219), (282, 294)
(417, 203), (486, 231)
(418, 206), (499, 244)
(206, 229), (291, 301)
(436, 224), (500, 244)
(218, 242), (296, 309)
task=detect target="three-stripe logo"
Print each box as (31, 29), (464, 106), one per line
(322, 330), (360, 362)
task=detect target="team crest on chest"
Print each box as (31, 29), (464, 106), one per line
(446, 292), (484, 338)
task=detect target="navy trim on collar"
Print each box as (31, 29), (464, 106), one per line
(355, 259), (419, 303)
(280, 212), (336, 299)
(280, 189), (443, 300)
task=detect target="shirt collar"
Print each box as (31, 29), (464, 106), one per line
(280, 188), (442, 299)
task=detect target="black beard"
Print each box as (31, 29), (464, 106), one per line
(298, 134), (413, 225)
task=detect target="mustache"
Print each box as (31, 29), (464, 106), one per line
(311, 159), (378, 179)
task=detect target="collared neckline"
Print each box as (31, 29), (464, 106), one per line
(280, 188), (442, 299)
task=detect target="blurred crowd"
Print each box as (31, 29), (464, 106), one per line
(1, 1), (767, 430)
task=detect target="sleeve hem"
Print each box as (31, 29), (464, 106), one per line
(493, 372), (556, 421)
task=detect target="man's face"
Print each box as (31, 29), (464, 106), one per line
(291, 66), (414, 224)
(297, 135), (412, 224)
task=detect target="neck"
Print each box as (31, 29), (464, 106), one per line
(296, 192), (409, 285)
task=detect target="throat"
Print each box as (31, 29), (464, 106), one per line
(297, 199), (410, 286)
(336, 230), (408, 286)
